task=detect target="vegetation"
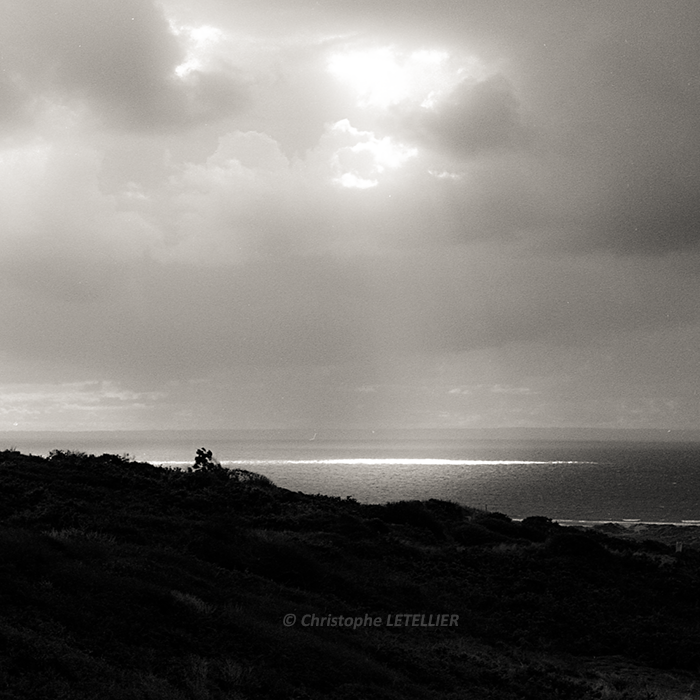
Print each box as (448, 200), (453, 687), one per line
(1, 447), (699, 699)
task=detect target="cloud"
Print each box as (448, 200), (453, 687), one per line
(2, 0), (700, 430)
(1, 98), (697, 388)
(0, 135), (159, 302)
(0, 0), (249, 132)
(407, 74), (533, 157)
(0, 73), (29, 130)
(536, 30), (700, 254)
(289, 0), (700, 255)
(0, 381), (165, 430)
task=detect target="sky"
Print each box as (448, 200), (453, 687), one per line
(1, 0), (699, 432)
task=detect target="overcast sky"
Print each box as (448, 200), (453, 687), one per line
(1, 0), (699, 431)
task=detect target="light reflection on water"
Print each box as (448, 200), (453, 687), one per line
(160, 458), (608, 518)
(215, 459), (600, 516)
(226, 458), (594, 466)
(156, 452), (700, 522)
(3, 431), (700, 521)
(158, 459), (596, 508)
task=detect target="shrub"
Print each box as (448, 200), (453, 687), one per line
(171, 590), (216, 616)
(227, 469), (274, 487)
(521, 516), (560, 534)
(474, 515), (526, 540)
(453, 522), (509, 546)
(378, 501), (444, 537)
(247, 530), (325, 589)
(544, 532), (610, 558)
(189, 447), (227, 476)
(0, 527), (64, 579)
(365, 518), (390, 534)
(641, 539), (673, 555)
(43, 528), (116, 560)
(423, 499), (468, 523)
(47, 449), (92, 463)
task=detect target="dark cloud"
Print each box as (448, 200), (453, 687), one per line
(283, 0), (700, 254)
(309, 0), (700, 254)
(0, 0), (247, 131)
(3, 0), (700, 430)
(0, 74), (28, 129)
(180, 69), (250, 123)
(2, 242), (698, 384)
(585, 165), (700, 253)
(410, 75), (533, 157)
(537, 29), (700, 254)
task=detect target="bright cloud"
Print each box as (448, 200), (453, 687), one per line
(327, 45), (488, 111)
(172, 24), (224, 77)
(328, 119), (418, 188)
(1, 0), (700, 431)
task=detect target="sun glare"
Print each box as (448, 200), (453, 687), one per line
(325, 44), (490, 188)
(171, 24), (223, 77)
(328, 47), (406, 109)
(327, 45), (486, 110)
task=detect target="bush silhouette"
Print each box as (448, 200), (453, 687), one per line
(544, 532), (610, 558)
(473, 514), (531, 540)
(453, 522), (509, 546)
(3, 448), (700, 696)
(379, 500), (444, 537)
(192, 447), (221, 471)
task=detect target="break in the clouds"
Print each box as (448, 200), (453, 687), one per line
(1, 0), (700, 430)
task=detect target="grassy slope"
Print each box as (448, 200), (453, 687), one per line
(1, 449), (699, 699)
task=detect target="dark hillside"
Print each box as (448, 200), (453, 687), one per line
(1, 449), (699, 699)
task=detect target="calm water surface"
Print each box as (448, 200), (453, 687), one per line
(3, 431), (700, 522)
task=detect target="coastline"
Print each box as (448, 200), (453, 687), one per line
(555, 519), (700, 551)
(555, 519), (700, 528)
(2, 448), (700, 697)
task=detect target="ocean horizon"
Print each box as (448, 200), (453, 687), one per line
(2, 429), (700, 523)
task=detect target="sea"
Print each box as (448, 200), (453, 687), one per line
(2, 429), (700, 523)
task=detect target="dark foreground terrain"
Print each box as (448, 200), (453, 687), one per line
(1, 448), (699, 699)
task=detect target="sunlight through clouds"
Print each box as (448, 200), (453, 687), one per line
(328, 47), (408, 109)
(327, 45), (489, 111)
(328, 119), (417, 189)
(2, 0), (700, 431)
(323, 43), (500, 187)
(171, 23), (224, 77)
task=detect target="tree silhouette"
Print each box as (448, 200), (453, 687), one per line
(192, 447), (223, 473)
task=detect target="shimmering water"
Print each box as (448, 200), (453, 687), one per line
(3, 430), (700, 522)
